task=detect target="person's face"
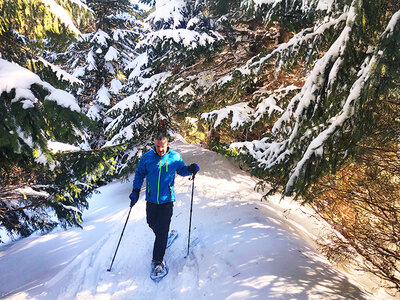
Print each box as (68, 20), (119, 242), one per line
(155, 138), (168, 156)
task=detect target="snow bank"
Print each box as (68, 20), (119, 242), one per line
(0, 138), (387, 299)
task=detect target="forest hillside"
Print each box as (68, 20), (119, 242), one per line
(0, 0), (399, 296)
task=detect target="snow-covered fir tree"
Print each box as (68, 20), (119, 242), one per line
(194, 0), (400, 289)
(104, 0), (223, 176)
(53, 0), (144, 149)
(0, 0), (116, 242)
(199, 0), (400, 195)
(0, 0), (92, 81)
(0, 0), (399, 292)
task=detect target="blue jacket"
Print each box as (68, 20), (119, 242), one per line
(132, 147), (192, 204)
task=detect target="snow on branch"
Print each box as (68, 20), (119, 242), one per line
(104, 118), (144, 147)
(41, 0), (82, 35)
(126, 53), (149, 80)
(0, 59), (80, 112)
(285, 54), (377, 192)
(213, 12), (347, 90)
(107, 93), (141, 117)
(201, 103), (253, 129)
(38, 57), (83, 85)
(108, 72), (171, 115)
(104, 46), (119, 61)
(382, 9), (400, 36)
(90, 29), (110, 47)
(272, 3), (357, 137)
(202, 85), (299, 129)
(252, 12), (348, 72)
(228, 0), (375, 193)
(252, 86), (299, 124)
(61, 203), (82, 214)
(105, 72), (172, 145)
(147, 0), (186, 29)
(110, 79), (123, 94)
(137, 29), (221, 51)
(96, 85), (111, 106)
(242, 0), (336, 19)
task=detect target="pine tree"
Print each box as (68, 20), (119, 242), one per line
(105, 0), (222, 176)
(0, 0), (116, 242)
(194, 0), (400, 290)
(199, 0), (400, 196)
(52, 0), (143, 149)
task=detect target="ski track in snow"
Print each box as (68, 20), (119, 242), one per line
(0, 138), (373, 299)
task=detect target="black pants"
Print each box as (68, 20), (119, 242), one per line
(146, 201), (173, 263)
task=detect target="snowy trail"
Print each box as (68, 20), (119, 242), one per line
(0, 138), (371, 299)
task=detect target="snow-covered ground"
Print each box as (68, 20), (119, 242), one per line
(0, 138), (380, 299)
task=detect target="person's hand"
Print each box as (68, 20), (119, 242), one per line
(188, 163), (200, 175)
(129, 189), (140, 207)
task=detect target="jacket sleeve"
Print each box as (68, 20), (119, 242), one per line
(176, 154), (192, 177)
(132, 155), (146, 190)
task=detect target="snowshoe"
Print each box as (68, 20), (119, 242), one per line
(150, 260), (168, 282)
(166, 230), (179, 249)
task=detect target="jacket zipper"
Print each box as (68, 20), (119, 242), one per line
(157, 156), (162, 204)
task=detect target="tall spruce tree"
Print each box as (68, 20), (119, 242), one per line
(104, 0), (222, 176)
(53, 0), (143, 149)
(199, 0), (400, 196)
(195, 0), (400, 290)
(0, 0), (116, 242)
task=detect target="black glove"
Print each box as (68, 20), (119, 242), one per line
(187, 163), (200, 175)
(129, 189), (140, 207)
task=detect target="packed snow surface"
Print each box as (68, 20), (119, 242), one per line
(0, 138), (372, 299)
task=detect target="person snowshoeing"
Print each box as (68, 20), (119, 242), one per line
(129, 132), (200, 279)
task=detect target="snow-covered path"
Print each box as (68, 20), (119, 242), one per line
(0, 138), (370, 299)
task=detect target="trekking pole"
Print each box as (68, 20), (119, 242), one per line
(186, 173), (195, 257)
(107, 206), (132, 272)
